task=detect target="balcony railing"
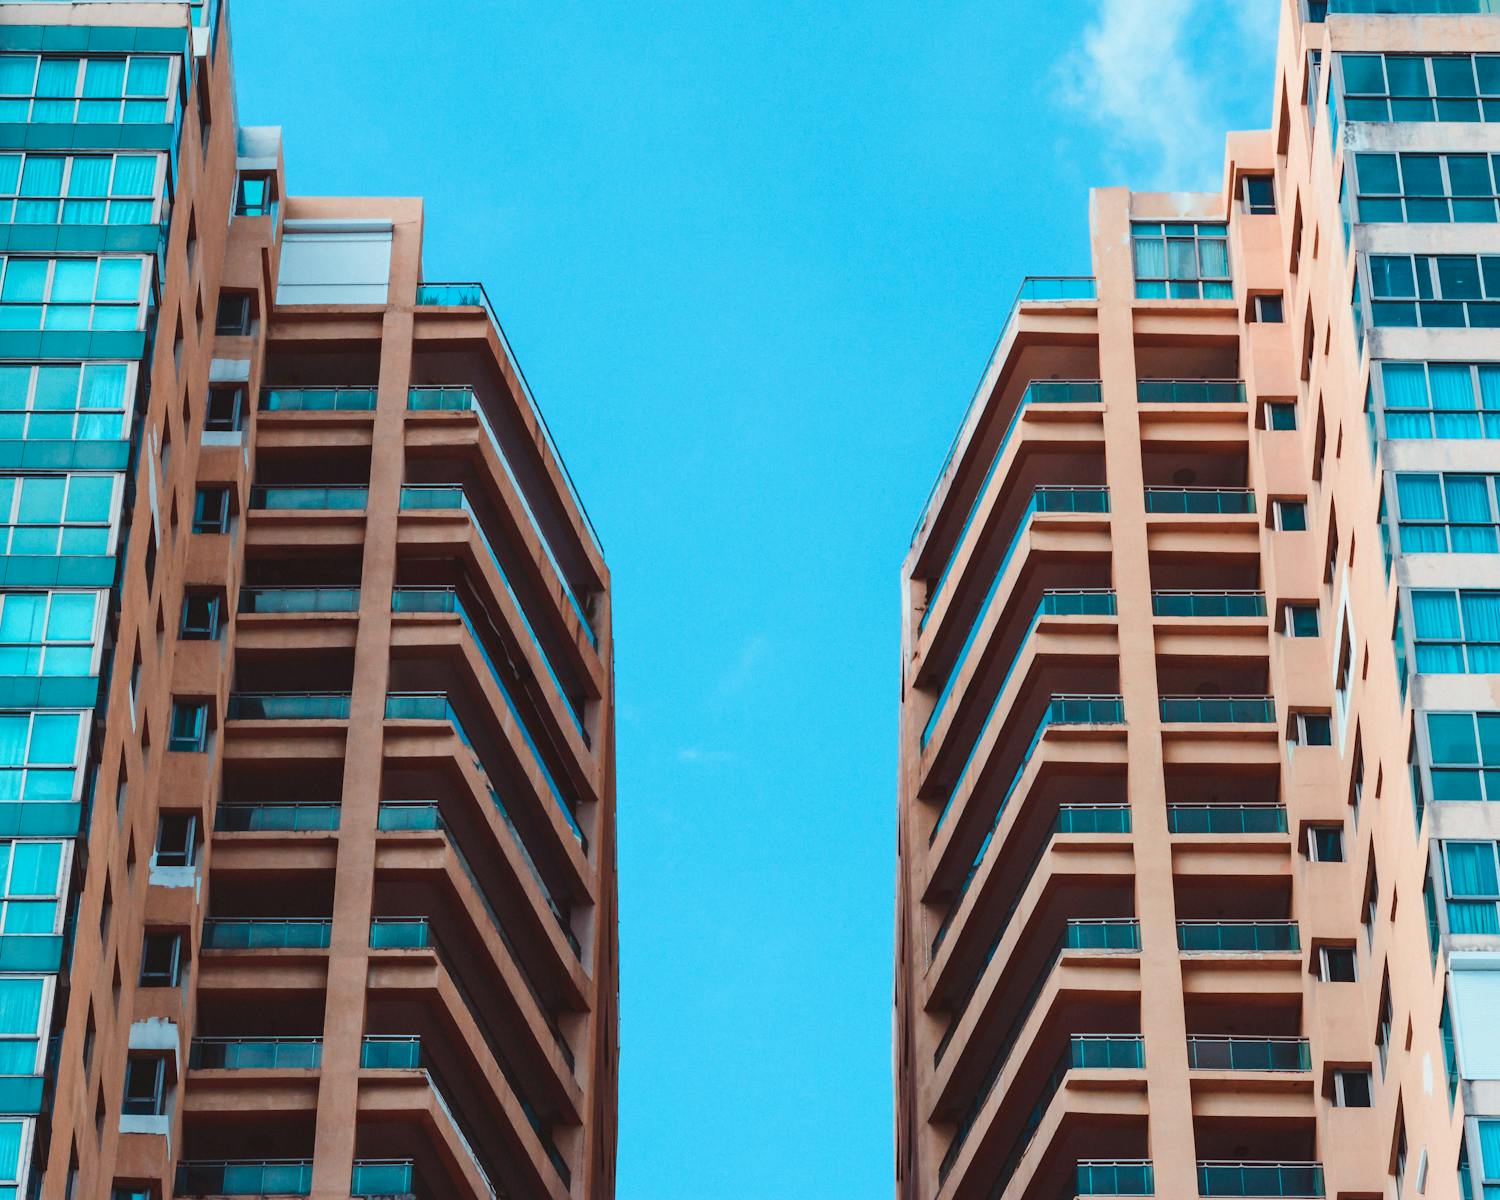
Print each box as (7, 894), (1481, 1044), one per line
(377, 801), (442, 832)
(1167, 804), (1288, 835)
(175, 1160), (312, 1197)
(239, 586), (360, 614)
(227, 692), (351, 721)
(1159, 696), (1276, 723)
(1144, 487), (1256, 515)
(408, 386), (596, 644)
(1056, 803), (1132, 834)
(1197, 1162), (1325, 1198)
(248, 484), (368, 511)
(352, 1160), (415, 1198)
(1326, 0), (1499, 11)
(215, 803), (341, 832)
(1137, 379), (1246, 405)
(1186, 1037), (1311, 1072)
(1078, 1160), (1155, 1196)
(920, 382), (1104, 629)
(1177, 921), (1300, 953)
(361, 1035), (423, 1069)
(1151, 591), (1266, 618)
(414, 280), (603, 556)
(188, 1037), (323, 1070)
(923, 587), (1116, 749)
(201, 919), (332, 950)
(370, 916), (430, 950)
(259, 387), (376, 412)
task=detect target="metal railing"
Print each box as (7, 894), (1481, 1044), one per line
(1196, 1161), (1325, 1197)
(175, 1160), (313, 1196)
(239, 586), (360, 614)
(1159, 696), (1276, 723)
(1177, 920), (1300, 953)
(1144, 487), (1256, 515)
(408, 386), (596, 643)
(1167, 804), (1288, 835)
(1137, 379), (1246, 404)
(248, 484), (368, 511)
(259, 387), (377, 412)
(1186, 1036), (1310, 1072)
(188, 1037), (323, 1070)
(1152, 590), (1266, 618)
(227, 692), (351, 720)
(215, 803), (341, 832)
(352, 1159), (415, 1197)
(201, 919), (332, 950)
(1078, 1160), (1155, 1196)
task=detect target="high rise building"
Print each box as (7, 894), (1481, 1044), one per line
(0, 2), (618, 1198)
(896, 3), (1500, 1199)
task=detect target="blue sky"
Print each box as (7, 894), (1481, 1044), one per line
(233, 4), (1277, 1195)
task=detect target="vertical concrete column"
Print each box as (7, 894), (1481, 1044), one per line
(1091, 188), (1198, 1199)
(309, 307), (412, 1197)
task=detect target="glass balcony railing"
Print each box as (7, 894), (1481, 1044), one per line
(369, 916), (430, 950)
(1186, 1037), (1311, 1072)
(1056, 804), (1132, 834)
(408, 386), (596, 644)
(1197, 1162), (1325, 1198)
(259, 387), (376, 413)
(1017, 276), (1098, 303)
(201, 919), (332, 950)
(1152, 591), (1266, 618)
(361, 1035), (423, 1070)
(920, 383), (1104, 629)
(1078, 1160), (1155, 1196)
(215, 804), (341, 833)
(1167, 805), (1288, 835)
(1159, 696), (1276, 723)
(227, 692), (351, 721)
(1070, 1033), (1146, 1069)
(923, 587), (1116, 748)
(1326, 0), (1498, 11)
(188, 1037), (323, 1070)
(239, 586), (360, 614)
(175, 1161), (312, 1197)
(1178, 921), (1300, 953)
(398, 485), (587, 732)
(1144, 487), (1256, 515)
(352, 1160), (415, 1197)
(1137, 379), (1245, 404)
(376, 801), (442, 832)
(248, 485), (368, 511)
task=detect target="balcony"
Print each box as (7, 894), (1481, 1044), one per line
(352, 1159), (415, 1198)
(216, 803), (341, 832)
(227, 692), (352, 721)
(260, 387), (377, 413)
(1185, 1037), (1310, 1072)
(175, 1160), (312, 1196)
(248, 485), (369, 511)
(1144, 487), (1256, 515)
(201, 919), (332, 950)
(240, 586), (360, 614)
(1152, 591), (1266, 618)
(1078, 1160), (1155, 1196)
(1137, 380), (1245, 405)
(1177, 921), (1299, 953)
(1197, 1162), (1325, 1197)
(1167, 805), (1288, 835)
(189, 1037), (323, 1070)
(1159, 696), (1275, 723)
(378, 801), (442, 832)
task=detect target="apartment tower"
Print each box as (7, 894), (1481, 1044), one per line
(0, 2), (619, 1198)
(897, 3), (1500, 1199)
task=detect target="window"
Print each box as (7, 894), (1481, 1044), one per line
(1424, 711), (1500, 800)
(1378, 360), (1500, 440)
(0, 840), (67, 934)
(0, 712), (85, 802)
(1394, 472), (1500, 552)
(166, 701), (207, 753)
(0, 590), (100, 677)
(190, 486), (229, 534)
(121, 1055), (164, 1116)
(1131, 223), (1231, 300)
(0, 54), (175, 124)
(0, 253), (145, 336)
(138, 932), (180, 987)
(1355, 151), (1500, 224)
(0, 978), (46, 1076)
(1252, 293), (1285, 323)
(1243, 174), (1276, 215)
(1332, 1069), (1373, 1107)
(179, 591), (220, 640)
(1292, 711), (1333, 746)
(1265, 401), (1297, 431)
(1307, 825), (1345, 862)
(1376, 977), (1394, 1074)
(194, 63), (211, 159)
(1443, 840), (1500, 934)
(1410, 589), (1500, 672)
(1368, 253), (1500, 328)
(234, 173), (275, 219)
(153, 812), (195, 868)
(213, 293), (251, 336)
(204, 385), (243, 433)
(1275, 500), (1308, 531)
(111, 1189), (151, 1200)
(1479, 1121), (1500, 1198)
(0, 362), (131, 442)
(1317, 943), (1358, 981)
(0, 152), (160, 226)
(1364, 859), (1381, 944)
(1338, 52), (1500, 125)
(1286, 603), (1320, 637)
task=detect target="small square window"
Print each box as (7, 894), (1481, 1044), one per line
(1293, 711), (1333, 746)
(204, 385), (244, 433)
(111, 1188), (153, 1200)
(1266, 402), (1297, 431)
(1253, 293), (1285, 323)
(1318, 944), (1358, 982)
(191, 486), (230, 534)
(138, 932), (181, 988)
(214, 294), (252, 337)
(1307, 824), (1345, 862)
(234, 174), (276, 219)
(154, 812), (197, 868)
(180, 591), (221, 641)
(1275, 500), (1308, 532)
(1244, 175), (1277, 215)
(1333, 1068), (1373, 1107)
(167, 701), (208, 752)
(1286, 604), (1320, 637)
(121, 1055), (165, 1117)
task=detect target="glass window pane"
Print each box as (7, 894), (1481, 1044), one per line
(81, 60), (124, 100)
(1357, 153), (1401, 194)
(1449, 155), (1493, 197)
(1387, 56), (1432, 98)
(1439, 256), (1484, 299)
(48, 260), (93, 304)
(63, 476), (112, 522)
(1434, 57), (1478, 98)
(45, 593), (93, 642)
(15, 478), (62, 523)
(1403, 155), (1444, 196)
(94, 258), (140, 303)
(26, 714), (76, 765)
(0, 261), (46, 304)
(8, 843), (58, 896)
(32, 367), (75, 412)
(124, 58), (169, 97)
(1430, 713), (1479, 765)
(1371, 256), (1416, 298)
(34, 60), (78, 100)
(1343, 54), (1386, 95)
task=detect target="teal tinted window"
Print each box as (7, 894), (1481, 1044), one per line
(1431, 713), (1481, 763)
(1289, 605), (1320, 637)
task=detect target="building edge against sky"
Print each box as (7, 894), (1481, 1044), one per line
(898, 2), (1500, 1200)
(0, 2), (619, 1198)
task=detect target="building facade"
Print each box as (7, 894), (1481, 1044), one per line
(896, 3), (1500, 1199)
(0, 2), (619, 1198)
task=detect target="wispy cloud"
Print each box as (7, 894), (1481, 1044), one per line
(676, 746), (737, 765)
(1057, 0), (1278, 192)
(712, 634), (770, 703)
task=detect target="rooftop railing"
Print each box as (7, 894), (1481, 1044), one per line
(1078, 1160), (1156, 1196)
(239, 586), (360, 614)
(1177, 920), (1300, 953)
(201, 918), (332, 950)
(1186, 1036), (1311, 1072)
(175, 1160), (312, 1197)
(248, 484), (368, 511)
(1152, 591), (1266, 618)
(1196, 1162), (1325, 1198)
(188, 1037), (323, 1070)
(227, 692), (351, 721)
(259, 387), (376, 413)
(1159, 696), (1276, 723)
(1167, 804), (1288, 835)
(215, 803), (341, 833)
(1144, 487), (1256, 515)
(1137, 379), (1246, 404)
(1325, 0), (1499, 12)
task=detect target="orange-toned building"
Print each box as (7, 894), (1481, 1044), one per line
(896, 3), (1500, 1199)
(0, 2), (618, 1198)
